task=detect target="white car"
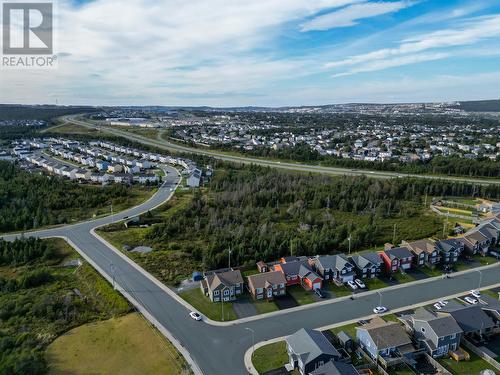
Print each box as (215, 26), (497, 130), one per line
(373, 306), (388, 314)
(437, 300), (448, 307)
(355, 279), (366, 289)
(433, 303), (442, 310)
(470, 290), (481, 298)
(189, 311), (202, 321)
(347, 280), (358, 290)
(464, 296), (478, 305)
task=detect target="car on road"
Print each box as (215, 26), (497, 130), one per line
(189, 311), (202, 321)
(355, 279), (366, 289)
(433, 303), (443, 310)
(464, 296), (478, 305)
(347, 280), (358, 290)
(470, 290), (481, 298)
(373, 306), (387, 314)
(314, 289), (325, 298)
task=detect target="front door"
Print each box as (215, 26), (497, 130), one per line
(267, 288), (273, 298)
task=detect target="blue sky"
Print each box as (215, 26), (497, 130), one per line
(2, 0), (500, 106)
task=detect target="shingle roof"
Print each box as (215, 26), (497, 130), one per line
(315, 254), (353, 271)
(384, 246), (412, 260)
(405, 239), (436, 255)
(358, 317), (412, 350)
(441, 305), (496, 333)
(436, 239), (461, 253)
(286, 328), (340, 365)
(247, 271), (286, 289)
(205, 269), (243, 290)
(361, 252), (384, 266)
(310, 361), (360, 375)
(276, 260), (309, 276)
(412, 307), (463, 337)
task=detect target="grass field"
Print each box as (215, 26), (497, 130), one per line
(179, 288), (237, 321)
(46, 313), (191, 375)
(392, 271), (416, 284)
(439, 351), (497, 375)
(252, 341), (289, 374)
(364, 277), (389, 290)
(287, 285), (316, 305)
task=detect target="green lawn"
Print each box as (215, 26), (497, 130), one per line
(242, 269), (260, 277)
(324, 283), (353, 297)
(419, 266), (444, 278)
(252, 298), (279, 314)
(287, 285), (316, 305)
(330, 322), (359, 339)
(392, 272), (416, 284)
(46, 313), (189, 375)
(440, 351), (497, 374)
(179, 288), (237, 321)
(364, 277), (389, 290)
(252, 341), (289, 374)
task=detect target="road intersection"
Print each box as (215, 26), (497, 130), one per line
(3, 130), (500, 374)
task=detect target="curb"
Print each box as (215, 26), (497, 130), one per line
(243, 281), (500, 375)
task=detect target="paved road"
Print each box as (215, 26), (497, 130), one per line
(4, 125), (500, 374)
(62, 115), (500, 186)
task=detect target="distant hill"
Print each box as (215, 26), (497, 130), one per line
(0, 105), (98, 121)
(454, 100), (500, 112)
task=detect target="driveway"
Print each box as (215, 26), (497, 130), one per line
(233, 299), (258, 319)
(275, 295), (299, 310)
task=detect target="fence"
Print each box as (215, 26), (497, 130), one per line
(463, 339), (500, 371)
(424, 353), (452, 375)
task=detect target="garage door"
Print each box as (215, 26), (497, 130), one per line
(313, 282), (321, 290)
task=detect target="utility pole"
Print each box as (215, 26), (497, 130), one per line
(221, 286), (227, 321)
(228, 247), (232, 269)
(392, 224), (396, 245)
(348, 235), (352, 255)
(443, 212), (449, 237)
(377, 291), (383, 307)
(477, 269), (483, 290)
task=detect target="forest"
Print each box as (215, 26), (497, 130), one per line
(0, 105), (97, 121)
(0, 238), (130, 375)
(143, 165), (500, 273)
(0, 161), (148, 232)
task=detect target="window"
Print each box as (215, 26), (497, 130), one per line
(280, 283), (284, 288)
(450, 333), (456, 340)
(421, 327), (426, 333)
(223, 289), (230, 296)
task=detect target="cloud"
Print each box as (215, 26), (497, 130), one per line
(325, 14), (500, 75)
(301, 1), (414, 31)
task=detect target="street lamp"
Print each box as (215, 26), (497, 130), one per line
(221, 286), (228, 321)
(376, 291), (383, 307)
(477, 269), (483, 290)
(245, 327), (255, 356)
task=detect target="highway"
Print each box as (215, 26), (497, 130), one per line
(62, 115), (500, 185)
(2, 120), (500, 374)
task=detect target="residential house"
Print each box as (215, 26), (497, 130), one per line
(187, 168), (202, 187)
(309, 361), (360, 375)
(108, 164), (123, 173)
(273, 260), (309, 286)
(356, 316), (414, 367)
(379, 247), (413, 274)
(247, 271), (286, 300)
(312, 255), (355, 284)
(286, 328), (341, 375)
(461, 231), (490, 255)
(200, 269), (243, 302)
(435, 239), (463, 265)
(400, 307), (463, 358)
(349, 252), (383, 279)
(256, 261), (269, 273)
(402, 239), (439, 267)
(440, 304), (496, 339)
(298, 264), (323, 291)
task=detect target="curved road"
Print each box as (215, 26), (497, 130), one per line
(63, 115), (500, 186)
(3, 127), (500, 374)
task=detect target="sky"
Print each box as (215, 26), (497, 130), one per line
(1, 0), (500, 107)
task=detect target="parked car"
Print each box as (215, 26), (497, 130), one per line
(437, 300), (448, 307)
(347, 280), (358, 290)
(464, 296), (478, 305)
(470, 290), (481, 298)
(433, 303), (443, 310)
(490, 251), (500, 259)
(315, 289), (325, 298)
(373, 306), (388, 314)
(189, 311), (202, 321)
(355, 279), (366, 289)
